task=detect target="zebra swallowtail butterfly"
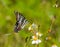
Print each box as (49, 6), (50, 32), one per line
(14, 11), (28, 32)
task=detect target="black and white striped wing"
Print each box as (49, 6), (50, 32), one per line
(14, 11), (28, 32)
(14, 11), (22, 21)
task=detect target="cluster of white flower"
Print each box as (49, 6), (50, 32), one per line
(32, 39), (41, 44)
(28, 23), (43, 45)
(28, 23), (38, 31)
(36, 32), (43, 37)
(31, 35), (42, 45)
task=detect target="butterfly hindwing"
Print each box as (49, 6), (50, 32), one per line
(21, 19), (28, 29)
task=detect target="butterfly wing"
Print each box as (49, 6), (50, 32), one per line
(14, 11), (22, 21)
(21, 19), (28, 29)
(14, 11), (28, 32)
(14, 21), (21, 32)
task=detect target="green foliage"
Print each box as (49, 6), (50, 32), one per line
(0, 0), (60, 47)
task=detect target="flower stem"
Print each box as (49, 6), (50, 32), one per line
(36, 44), (39, 47)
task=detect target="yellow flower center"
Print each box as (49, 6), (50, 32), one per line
(33, 36), (38, 40)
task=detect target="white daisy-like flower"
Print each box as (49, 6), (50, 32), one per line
(36, 32), (43, 37)
(32, 36), (37, 40)
(52, 44), (58, 47)
(28, 26), (32, 31)
(32, 40), (36, 44)
(28, 23), (38, 31)
(32, 23), (38, 29)
(32, 39), (42, 44)
(32, 36), (35, 39)
(35, 39), (42, 44)
(31, 23), (38, 29)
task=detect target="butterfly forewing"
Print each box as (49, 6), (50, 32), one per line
(14, 11), (22, 21)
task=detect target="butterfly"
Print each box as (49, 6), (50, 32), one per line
(14, 11), (28, 32)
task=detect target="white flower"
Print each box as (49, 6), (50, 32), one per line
(39, 34), (43, 37)
(36, 32), (39, 36)
(32, 40), (36, 44)
(32, 36), (35, 39)
(36, 32), (43, 37)
(32, 23), (38, 29)
(35, 39), (42, 44)
(52, 44), (58, 47)
(32, 36), (37, 40)
(32, 39), (42, 44)
(28, 26), (32, 31)
(28, 23), (38, 31)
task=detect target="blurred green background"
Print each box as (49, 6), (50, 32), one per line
(0, 0), (60, 47)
